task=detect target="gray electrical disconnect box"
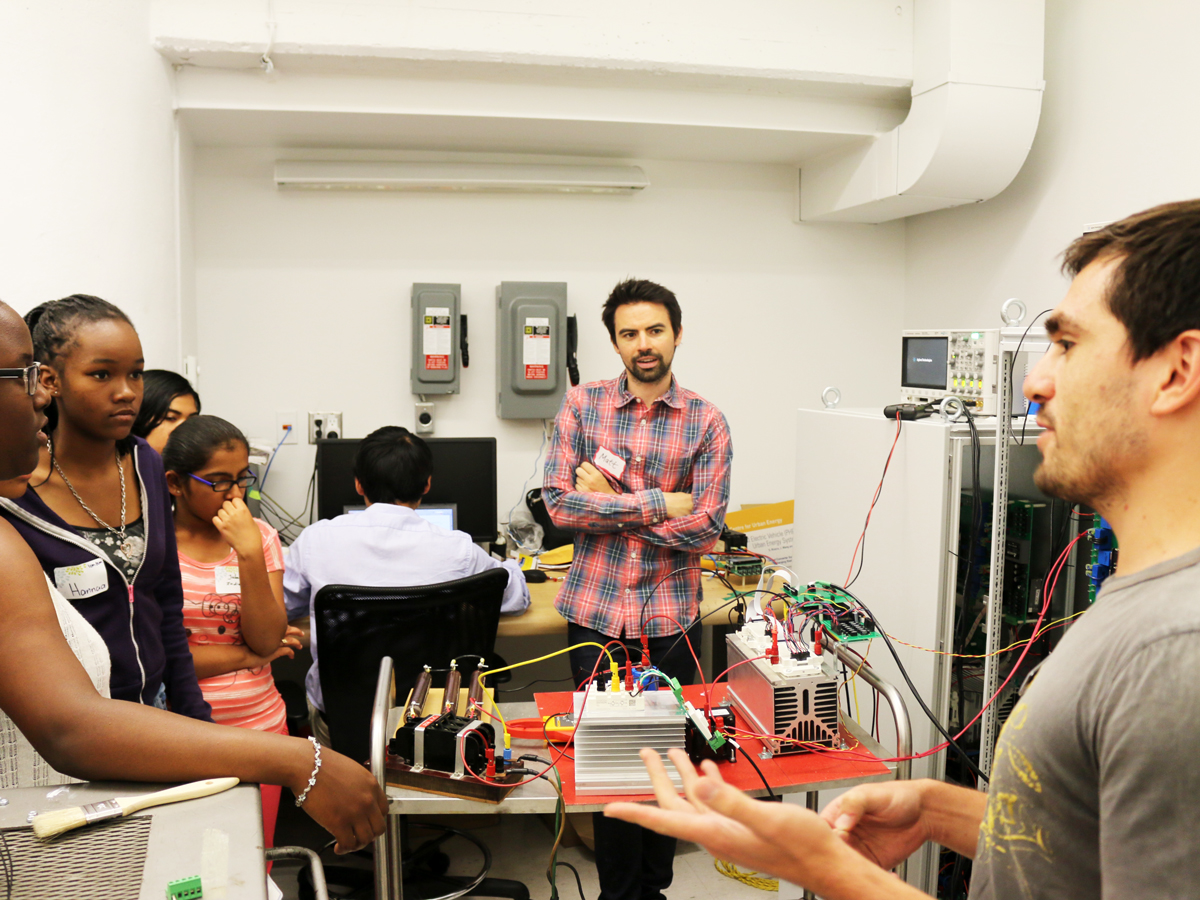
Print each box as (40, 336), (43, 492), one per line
(497, 282), (568, 419)
(411, 283), (461, 395)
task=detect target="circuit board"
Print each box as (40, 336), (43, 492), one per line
(818, 611), (881, 642)
(785, 582), (881, 643)
(706, 553), (764, 578)
(1087, 514), (1117, 603)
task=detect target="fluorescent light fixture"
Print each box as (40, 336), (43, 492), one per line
(274, 160), (648, 194)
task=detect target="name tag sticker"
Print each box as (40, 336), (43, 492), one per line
(214, 565), (241, 595)
(54, 558), (109, 600)
(593, 446), (627, 480)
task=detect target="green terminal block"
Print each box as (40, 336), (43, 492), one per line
(166, 875), (203, 900)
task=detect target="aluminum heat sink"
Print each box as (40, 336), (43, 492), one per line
(725, 627), (841, 756)
(571, 686), (686, 795)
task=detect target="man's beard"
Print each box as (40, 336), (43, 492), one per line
(627, 353), (670, 384)
(1033, 445), (1123, 507)
(1032, 411), (1142, 508)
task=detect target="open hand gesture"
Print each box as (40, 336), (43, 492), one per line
(604, 749), (914, 898)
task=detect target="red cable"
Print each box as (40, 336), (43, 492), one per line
(709, 654), (768, 686)
(895, 527), (1093, 764)
(642, 612), (710, 711)
(844, 412), (903, 586)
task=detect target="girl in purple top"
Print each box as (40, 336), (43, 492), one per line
(0, 295), (209, 719)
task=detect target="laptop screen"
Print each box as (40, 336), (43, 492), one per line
(415, 504), (457, 532)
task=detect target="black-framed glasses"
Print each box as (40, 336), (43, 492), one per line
(0, 362), (42, 396)
(190, 472), (258, 492)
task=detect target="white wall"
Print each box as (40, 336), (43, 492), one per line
(153, 0), (911, 82)
(905, 0), (1200, 328)
(192, 148), (905, 527)
(0, 1), (181, 367)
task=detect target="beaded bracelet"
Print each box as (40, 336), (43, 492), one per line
(294, 736), (322, 807)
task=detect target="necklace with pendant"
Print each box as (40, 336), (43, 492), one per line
(48, 439), (143, 562)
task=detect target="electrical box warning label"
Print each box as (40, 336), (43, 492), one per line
(423, 307), (451, 371)
(523, 317), (550, 380)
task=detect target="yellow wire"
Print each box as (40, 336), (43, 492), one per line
(481, 642), (615, 681)
(714, 859), (777, 891)
(485, 689), (507, 729)
(884, 610), (1087, 659)
(849, 639), (871, 720)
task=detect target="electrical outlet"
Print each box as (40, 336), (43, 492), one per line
(415, 402), (435, 434)
(308, 411), (343, 443)
(275, 410), (299, 446)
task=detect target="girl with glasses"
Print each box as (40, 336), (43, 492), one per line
(0, 295), (210, 722)
(163, 415), (299, 848)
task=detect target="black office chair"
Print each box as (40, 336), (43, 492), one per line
(308, 569), (529, 900)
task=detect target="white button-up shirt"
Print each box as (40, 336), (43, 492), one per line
(283, 503), (530, 711)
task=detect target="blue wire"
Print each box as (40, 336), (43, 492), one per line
(256, 425), (292, 496)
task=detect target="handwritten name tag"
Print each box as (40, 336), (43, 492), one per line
(214, 565), (241, 595)
(593, 446), (627, 480)
(54, 558), (109, 600)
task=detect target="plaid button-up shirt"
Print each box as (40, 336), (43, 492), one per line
(543, 373), (732, 639)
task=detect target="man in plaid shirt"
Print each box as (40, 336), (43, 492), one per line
(543, 278), (732, 900)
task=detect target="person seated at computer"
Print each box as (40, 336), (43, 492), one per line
(284, 425), (530, 743)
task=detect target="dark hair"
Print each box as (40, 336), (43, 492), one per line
(25, 294), (136, 441)
(132, 370), (201, 439)
(600, 279), (682, 343)
(162, 415), (249, 476)
(353, 426), (432, 505)
(26, 294), (134, 366)
(1062, 199), (1200, 361)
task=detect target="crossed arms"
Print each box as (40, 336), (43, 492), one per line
(542, 395), (731, 552)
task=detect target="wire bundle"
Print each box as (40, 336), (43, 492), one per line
(714, 859), (778, 891)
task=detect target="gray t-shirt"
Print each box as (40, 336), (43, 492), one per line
(971, 545), (1200, 899)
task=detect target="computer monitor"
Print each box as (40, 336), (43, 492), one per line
(341, 503), (456, 531)
(415, 503), (456, 531)
(316, 437), (497, 542)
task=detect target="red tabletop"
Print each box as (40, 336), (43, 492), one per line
(534, 683), (891, 806)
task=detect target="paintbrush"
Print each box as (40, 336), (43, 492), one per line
(31, 777), (240, 839)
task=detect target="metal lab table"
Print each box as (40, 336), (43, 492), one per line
(370, 644), (911, 900)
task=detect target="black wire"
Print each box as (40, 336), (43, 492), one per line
(832, 585), (988, 784)
(654, 587), (790, 675)
(496, 676), (576, 693)
(1009, 309), (1053, 446)
(732, 741), (776, 799)
(955, 407), (983, 737)
(543, 711), (574, 760)
(638, 565), (723, 631)
(555, 862), (587, 900)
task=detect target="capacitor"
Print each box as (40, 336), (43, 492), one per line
(442, 662), (462, 716)
(465, 669), (485, 720)
(406, 665), (432, 722)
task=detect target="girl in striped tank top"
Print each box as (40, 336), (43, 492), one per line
(164, 415), (300, 847)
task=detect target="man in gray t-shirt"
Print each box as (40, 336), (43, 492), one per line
(972, 548), (1200, 898)
(602, 199), (1200, 900)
